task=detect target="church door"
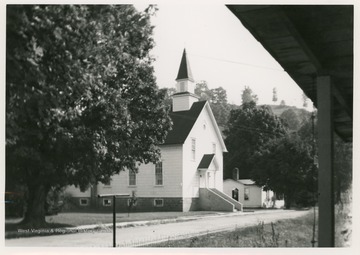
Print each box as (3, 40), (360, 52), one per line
(232, 188), (239, 201)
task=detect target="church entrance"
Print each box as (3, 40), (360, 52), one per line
(207, 171), (215, 188)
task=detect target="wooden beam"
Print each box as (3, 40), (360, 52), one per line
(317, 76), (334, 247)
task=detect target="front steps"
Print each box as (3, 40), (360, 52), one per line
(199, 188), (243, 212)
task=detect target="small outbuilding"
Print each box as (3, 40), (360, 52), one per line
(223, 169), (284, 208)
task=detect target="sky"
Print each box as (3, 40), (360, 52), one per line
(137, 3), (313, 109)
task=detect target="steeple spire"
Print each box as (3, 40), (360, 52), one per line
(176, 49), (194, 82)
(172, 48), (198, 112)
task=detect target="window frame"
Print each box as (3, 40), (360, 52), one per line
(79, 198), (89, 206)
(191, 138), (196, 161)
(129, 170), (136, 186)
(155, 162), (163, 186)
(212, 143), (216, 154)
(103, 198), (112, 207)
(244, 187), (250, 201)
(154, 199), (164, 207)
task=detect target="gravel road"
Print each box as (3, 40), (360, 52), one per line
(5, 209), (309, 247)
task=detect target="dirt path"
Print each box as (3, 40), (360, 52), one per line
(5, 209), (309, 247)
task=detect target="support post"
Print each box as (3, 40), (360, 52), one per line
(113, 195), (116, 248)
(316, 76), (334, 247)
(97, 193), (129, 248)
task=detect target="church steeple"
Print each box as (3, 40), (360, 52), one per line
(176, 49), (194, 82)
(172, 49), (199, 112)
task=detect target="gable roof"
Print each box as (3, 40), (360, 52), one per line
(164, 101), (207, 145)
(197, 154), (215, 169)
(163, 100), (227, 152)
(175, 49), (194, 82)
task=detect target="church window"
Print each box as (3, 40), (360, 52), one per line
(129, 170), (136, 186)
(191, 138), (196, 161)
(155, 162), (163, 186)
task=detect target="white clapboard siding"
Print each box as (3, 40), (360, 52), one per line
(182, 105), (224, 198)
(96, 144), (183, 198)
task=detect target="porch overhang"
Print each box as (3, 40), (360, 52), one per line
(227, 5), (353, 142)
(226, 5), (353, 247)
(197, 154), (218, 171)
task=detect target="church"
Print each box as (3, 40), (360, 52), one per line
(64, 49), (243, 212)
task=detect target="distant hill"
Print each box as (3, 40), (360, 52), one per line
(265, 104), (312, 131)
(266, 104), (300, 117)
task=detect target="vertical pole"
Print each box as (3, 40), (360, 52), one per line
(316, 76), (334, 247)
(113, 195), (116, 248)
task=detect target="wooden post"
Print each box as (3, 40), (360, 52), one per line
(97, 193), (129, 248)
(316, 76), (334, 247)
(113, 195), (116, 248)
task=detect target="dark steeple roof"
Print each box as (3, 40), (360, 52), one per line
(163, 101), (207, 145)
(175, 49), (194, 82)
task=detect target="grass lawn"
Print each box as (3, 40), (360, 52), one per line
(146, 210), (319, 247)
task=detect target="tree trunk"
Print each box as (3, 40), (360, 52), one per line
(22, 184), (49, 228)
(284, 194), (292, 209)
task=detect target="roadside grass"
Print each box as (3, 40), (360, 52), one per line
(44, 211), (217, 226)
(5, 211), (217, 239)
(335, 198), (352, 247)
(146, 210), (318, 247)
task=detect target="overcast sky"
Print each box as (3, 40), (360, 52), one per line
(141, 3), (313, 109)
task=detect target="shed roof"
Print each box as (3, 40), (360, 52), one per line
(238, 179), (256, 185)
(197, 154), (215, 169)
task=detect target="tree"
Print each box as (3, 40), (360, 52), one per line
(194, 82), (230, 127)
(241, 86), (258, 104)
(208, 86), (230, 127)
(334, 135), (352, 204)
(160, 87), (176, 109)
(195, 80), (212, 101)
(223, 101), (287, 179)
(6, 5), (172, 227)
(251, 134), (317, 209)
(272, 87), (278, 103)
(280, 100), (286, 106)
(280, 108), (301, 131)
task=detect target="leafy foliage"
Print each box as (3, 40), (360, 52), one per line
(334, 135), (352, 203)
(241, 86), (258, 104)
(280, 108), (311, 131)
(223, 101), (287, 179)
(251, 134), (317, 208)
(6, 5), (171, 225)
(194, 81), (232, 126)
(272, 87), (278, 103)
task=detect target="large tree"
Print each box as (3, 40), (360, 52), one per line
(251, 134), (317, 208)
(6, 5), (172, 227)
(223, 101), (287, 179)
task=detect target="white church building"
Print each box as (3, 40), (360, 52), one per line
(64, 49), (243, 212)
